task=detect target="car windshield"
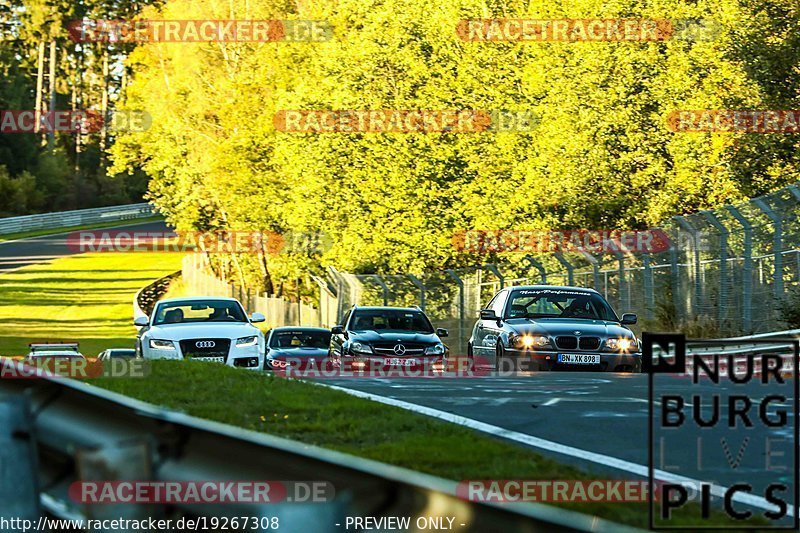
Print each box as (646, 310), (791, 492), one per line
(270, 330), (330, 349)
(153, 300), (248, 325)
(349, 309), (434, 333)
(108, 350), (136, 357)
(505, 289), (619, 321)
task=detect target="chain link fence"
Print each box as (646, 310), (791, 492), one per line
(181, 183), (800, 355)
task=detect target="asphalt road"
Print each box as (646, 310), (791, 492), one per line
(0, 220), (170, 271)
(322, 371), (797, 525)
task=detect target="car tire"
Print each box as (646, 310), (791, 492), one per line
(495, 344), (504, 372)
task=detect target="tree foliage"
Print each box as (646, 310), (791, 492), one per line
(109, 0), (800, 292)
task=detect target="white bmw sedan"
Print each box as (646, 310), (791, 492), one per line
(134, 297), (266, 370)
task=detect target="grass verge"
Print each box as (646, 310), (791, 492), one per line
(91, 362), (765, 529)
(0, 215), (164, 242)
(0, 251), (183, 356)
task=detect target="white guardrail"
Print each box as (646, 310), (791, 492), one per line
(0, 203), (156, 235)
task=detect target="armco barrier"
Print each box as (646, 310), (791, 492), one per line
(0, 365), (643, 533)
(0, 203), (156, 235)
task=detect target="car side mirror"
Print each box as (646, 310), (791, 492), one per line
(250, 312), (266, 323)
(436, 328), (449, 338)
(331, 325), (344, 335)
(620, 313), (637, 325)
(480, 309), (499, 320)
(134, 316), (149, 327)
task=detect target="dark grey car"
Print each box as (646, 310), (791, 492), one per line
(468, 286), (641, 372)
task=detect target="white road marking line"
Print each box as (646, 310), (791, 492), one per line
(320, 383), (792, 516)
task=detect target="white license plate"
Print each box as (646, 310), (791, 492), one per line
(193, 356), (225, 364)
(384, 357), (415, 367)
(558, 353), (600, 365)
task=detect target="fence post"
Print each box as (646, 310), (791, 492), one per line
(445, 269), (466, 355)
(753, 198), (784, 302)
(579, 251), (601, 292)
(674, 216), (701, 316)
(725, 206), (753, 333)
(701, 210), (729, 329)
(523, 255), (547, 283)
(407, 274), (426, 312)
(371, 275), (390, 306)
(610, 250), (627, 311)
(482, 263), (505, 289)
(643, 253), (654, 321)
(553, 253), (574, 286)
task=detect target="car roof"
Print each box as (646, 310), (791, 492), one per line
(506, 285), (600, 294)
(156, 296), (240, 304)
(271, 327), (330, 332)
(352, 306), (424, 312)
(28, 351), (84, 357)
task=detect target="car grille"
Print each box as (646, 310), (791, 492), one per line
(555, 336), (601, 350)
(372, 342), (427, 356)
(579, 337), (601, 350)
(555, 336), (578, 350)
(179, 339), (231, 362)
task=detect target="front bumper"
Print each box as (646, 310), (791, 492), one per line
(503, 348), (641, 372)
(341, 354), (447, 371)
(141, 342), (264, 370)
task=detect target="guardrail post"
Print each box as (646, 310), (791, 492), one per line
(0, 395), (40, 524)
(674, 216), (701, 316)
(406, 274), (426, 312)
(553, 253), (574, 286)
(701, 210), (729, 329)
(753, 198), (784, 302)
(523, 254), (547, 283)
(726, 206), (753, 333)
(76, 441), (159, 528)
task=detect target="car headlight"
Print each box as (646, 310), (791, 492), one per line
(511, 334), (550, 349)
(149, 339), (175, 350)
(606, 338), (636, 352)
(425, 343), (445, 356)
(350, 342), (373, 355)
(236, 336), (258, 347)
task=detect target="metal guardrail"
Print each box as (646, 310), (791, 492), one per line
(0, 363), (643, 533)
(0, 203), (156, 235)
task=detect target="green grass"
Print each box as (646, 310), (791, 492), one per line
(0, 251), (183, 356)
(0, 215), (164, 242)
(90, 362), (769, 530)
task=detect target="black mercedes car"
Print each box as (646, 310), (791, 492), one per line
(329, 306), (448, 370)
(469, 286), (641, 372)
